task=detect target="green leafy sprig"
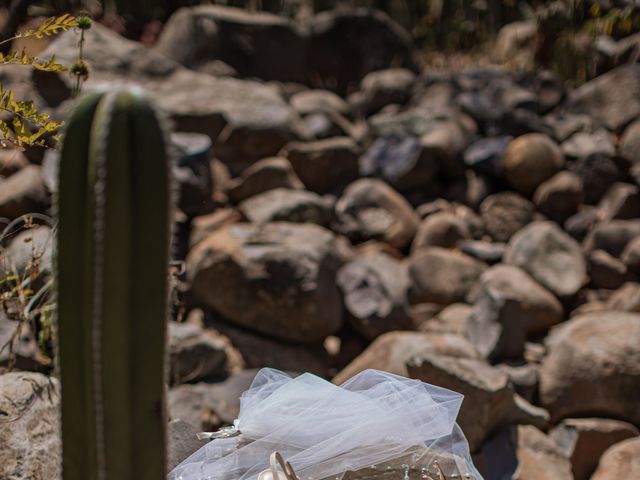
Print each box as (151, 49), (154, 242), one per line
(0, 14), (91, 149)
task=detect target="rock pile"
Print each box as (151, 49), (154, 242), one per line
(2, 6), (640, 480)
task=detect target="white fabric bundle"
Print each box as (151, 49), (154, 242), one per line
(169, 368), (482, 480)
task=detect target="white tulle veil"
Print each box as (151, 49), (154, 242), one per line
(169, 368), (482, 480)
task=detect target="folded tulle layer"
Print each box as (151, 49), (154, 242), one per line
(169, 368), (482, 480)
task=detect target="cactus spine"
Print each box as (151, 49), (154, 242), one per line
(56, 87), (172, 480)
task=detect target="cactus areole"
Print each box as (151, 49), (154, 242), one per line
(56, 88), (172, 480)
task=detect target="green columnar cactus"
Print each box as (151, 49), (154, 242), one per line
(56, 87), (172, 480)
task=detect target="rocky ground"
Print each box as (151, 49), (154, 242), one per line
(1, 5), (640, 480)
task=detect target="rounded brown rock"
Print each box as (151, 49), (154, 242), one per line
(540, 311), (640, 425)
(502, 133), (564, 195)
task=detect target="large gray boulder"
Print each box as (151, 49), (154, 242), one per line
(155, 5), (307, 82)
(156, 6), (418, 95)
(187, 223), (351, 342)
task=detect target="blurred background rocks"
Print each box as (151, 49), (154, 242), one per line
(2, 1), (640, 479)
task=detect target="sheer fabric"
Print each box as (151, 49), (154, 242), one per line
(169, 368), (482, 480)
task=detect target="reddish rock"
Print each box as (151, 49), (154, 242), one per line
(533, 171), (583, 222)
(502, 133), (564, 195)
(409, 247), (488, 305)
(480, 192), (534, 242)
(592, 438), (640, 480)
(187, 223), (350, 342)
(225, 157), (304, 203)
(540, 311), (640, 424)
(282, 137), (360, 194)
(335, 178), (419, 249)
(411, 212), (472, 251)
(550, 418), (639, 480)
(408, 356), (547, 453)
(333, 331), (478, 384)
